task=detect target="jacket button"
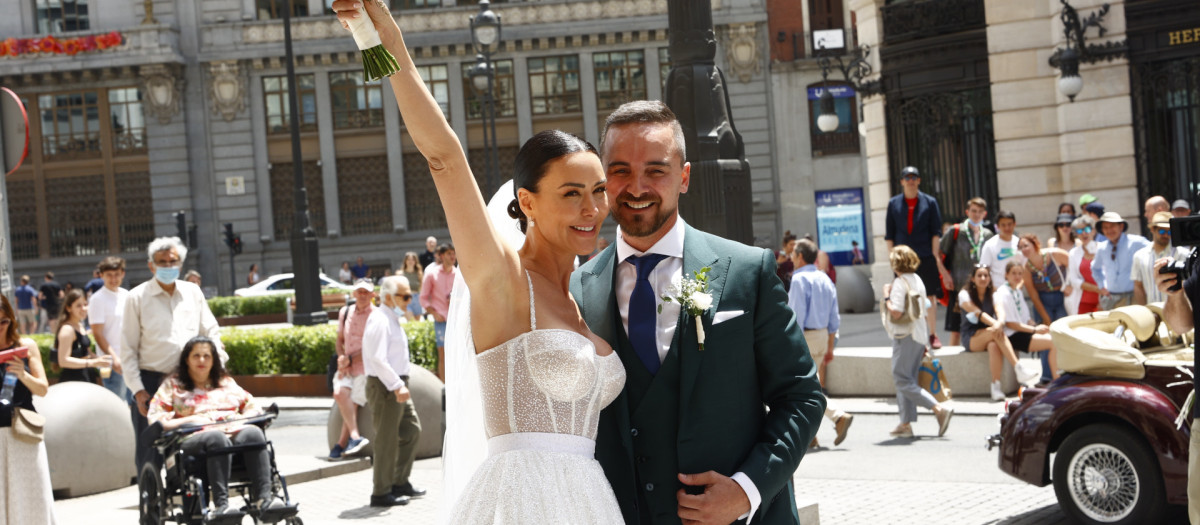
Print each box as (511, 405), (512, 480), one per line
(645, 483), (654, 492)
(630, 428), (639, 437)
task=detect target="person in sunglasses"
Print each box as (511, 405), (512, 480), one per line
(1065, 215), (1101, 315)
(361, 275), (424, 508)
(1132, 211), (1188, 305)
(1093, 211), (1151, 310)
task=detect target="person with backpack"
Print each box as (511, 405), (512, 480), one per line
(937, 197), (993, 347)
(329, 280), (376, 460)
(883, 245), (954, 438)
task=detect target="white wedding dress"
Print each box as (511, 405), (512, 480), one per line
(446, 274), (627, 523)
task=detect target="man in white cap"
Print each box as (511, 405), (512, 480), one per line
(329, 279), (376, 459)
(1173, 199), (1191, 218)
(1094, 211), (1151, 310)
(1132, 212), (1188, 306)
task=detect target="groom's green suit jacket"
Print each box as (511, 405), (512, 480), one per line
(570, 224), (826, 525)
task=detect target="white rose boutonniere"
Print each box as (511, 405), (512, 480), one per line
(659, 267), (714, 350)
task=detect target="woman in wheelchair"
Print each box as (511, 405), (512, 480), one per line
(148, 336), (285, 520)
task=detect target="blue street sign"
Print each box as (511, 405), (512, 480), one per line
(807, 86), (857, 100)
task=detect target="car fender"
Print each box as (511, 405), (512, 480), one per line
(998, 378), (1189, 500)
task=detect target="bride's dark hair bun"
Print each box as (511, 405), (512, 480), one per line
(508, 199), (527, 232)
(510, 130), (599, 234)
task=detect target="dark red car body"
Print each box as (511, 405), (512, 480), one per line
(994, 364), (1193, 505)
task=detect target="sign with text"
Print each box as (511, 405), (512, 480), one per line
(815, 188), (868, 266)
(1167, 27), (1200, 46)
(807, 85), (857, 100)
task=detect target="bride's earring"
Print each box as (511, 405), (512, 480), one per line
(528, 217), (536, 229)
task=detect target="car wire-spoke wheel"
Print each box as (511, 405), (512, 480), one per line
(1066, 443), (1139, 521)
(1052, 423), (1166, 525)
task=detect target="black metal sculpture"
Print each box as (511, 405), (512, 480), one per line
(663, 0), (753, 245)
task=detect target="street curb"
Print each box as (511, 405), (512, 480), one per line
(284, 457), (373, 486)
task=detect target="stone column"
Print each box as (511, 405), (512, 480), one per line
(314, 70), (341, 238)
(849, 0), (893, 294)
(986, 0), (1137, 230)
(579, 51), (600, 146)
(382, 81), (408, 232)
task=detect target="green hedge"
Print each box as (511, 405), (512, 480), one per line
(208, 291), (353, 318)
(220, 319), (438, 376)
(25, 320), (437, 379)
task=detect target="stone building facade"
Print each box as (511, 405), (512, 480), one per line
(842, 0), (1200, 292)
(1, 0), (788, 295)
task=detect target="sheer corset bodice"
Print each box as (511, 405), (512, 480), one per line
(474, 274), (625, 441)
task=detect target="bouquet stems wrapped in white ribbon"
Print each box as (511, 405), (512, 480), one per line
(345, 6), (401, 81)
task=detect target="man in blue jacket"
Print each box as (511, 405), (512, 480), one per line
(885, 167), (945, 349)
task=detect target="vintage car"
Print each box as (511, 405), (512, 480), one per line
(988, 304), (1193, 525)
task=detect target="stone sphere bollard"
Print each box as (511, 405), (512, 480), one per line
(33, 381), (136, 498)
(327, 366), (444, 459)
(835, 265), (877, 313)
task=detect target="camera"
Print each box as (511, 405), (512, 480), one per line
(1158, 215), (1200, 291)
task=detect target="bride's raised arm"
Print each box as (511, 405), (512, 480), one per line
(333, 0), (520, 292)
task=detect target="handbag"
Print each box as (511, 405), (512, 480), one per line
(11, 407), (45, 444)
(918, 356), (953, 402)
(881, 275), (926, 339)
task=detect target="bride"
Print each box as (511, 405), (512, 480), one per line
(333, 2), (626, 522)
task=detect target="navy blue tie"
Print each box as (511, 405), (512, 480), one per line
(628, 254), (668, 375)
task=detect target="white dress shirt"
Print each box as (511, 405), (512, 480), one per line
(121, 279), (226, 394)
(614, 218), (762, 523)
(362, 306), (411, 391)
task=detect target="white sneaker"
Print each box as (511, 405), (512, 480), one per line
(1015, 363), (1040, 385)
(990, 380), (1005, 401)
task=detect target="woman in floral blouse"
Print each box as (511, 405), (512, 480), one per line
(148, 336), (282, 519)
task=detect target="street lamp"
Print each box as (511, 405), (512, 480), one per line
(814, 45), (881, 133)
(281, 0), (326, 325)
(469, 1), (502, 195)
(1048, 0), (1127, 102)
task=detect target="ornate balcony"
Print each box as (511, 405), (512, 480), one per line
(0, 24), (182, 79)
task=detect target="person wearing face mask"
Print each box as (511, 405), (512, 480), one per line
(937, 197), (993, 346)
(361, 275), (424, 508)
(122, 236), (227, 475)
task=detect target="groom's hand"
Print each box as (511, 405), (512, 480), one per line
(676, 471), (750, 525)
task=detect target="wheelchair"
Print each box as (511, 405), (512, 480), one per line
(138, 404), (302, 525)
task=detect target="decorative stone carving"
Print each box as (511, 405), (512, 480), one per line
(207, 60), (246, 122)
(241, 0), (664, 44)
(139, 63), (184, 125)
(723, 23), (761, 83)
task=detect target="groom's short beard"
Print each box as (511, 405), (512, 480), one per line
(615, 201), (676, 239)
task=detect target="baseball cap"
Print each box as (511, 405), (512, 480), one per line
(1172, 199), (1190, 211)
(900, 166), (920, 179)
(1152, 211), (1173, 227)
(1054, 213), (1074, 226)
(1084, 202), (1106, 216)
(352, 279), (374, 292)
(1078, 194), (1097, 207)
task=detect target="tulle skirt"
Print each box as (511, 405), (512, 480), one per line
(0, 430), (58, 525)
(447, 433), (623, 524)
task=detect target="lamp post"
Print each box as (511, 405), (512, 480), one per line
(282, 0), (326, 326)
(814, 44), (882, 133)
(469, 1), (502, 196)
(1048, 0), (1127, 102)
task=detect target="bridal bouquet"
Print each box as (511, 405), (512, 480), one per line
(344, 4), (401, 81)
(660, 267), (713, 350)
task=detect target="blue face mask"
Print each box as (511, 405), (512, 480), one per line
(155, 266), (180, 285)
(391, 306), (406, 318)
(968, 219), (983, 227)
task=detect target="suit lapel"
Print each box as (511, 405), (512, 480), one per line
(677, 226), (729, 410)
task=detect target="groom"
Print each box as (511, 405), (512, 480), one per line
(571, 101), (826, 524)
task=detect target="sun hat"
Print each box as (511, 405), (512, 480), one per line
(1097, 211), (1128, 232)
(1054, 213), (1074, 225)
(1152, 211), (1173, 227)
